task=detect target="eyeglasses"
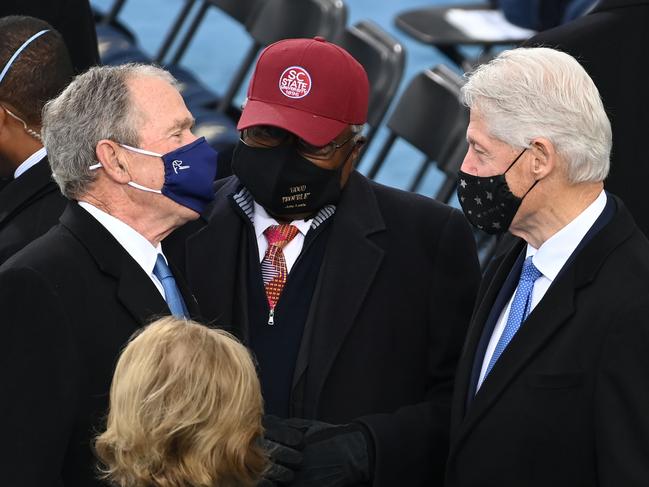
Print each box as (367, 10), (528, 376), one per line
(240, 126), (357, 160)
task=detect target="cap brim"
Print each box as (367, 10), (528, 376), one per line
(237, 99), (348, 146)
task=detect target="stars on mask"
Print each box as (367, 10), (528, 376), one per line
(474, 196), (482, 206)
(486, 191), (493, 201)
(459, 179), (467, 188)
(492, 222), (501, 230)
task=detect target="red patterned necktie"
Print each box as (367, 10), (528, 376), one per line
(262, 224), (300, 324)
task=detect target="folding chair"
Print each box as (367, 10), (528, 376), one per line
(158, 0), (261, 64)
(365, 67), (468, 202)
(394, 3), (533, 69)
(215, 0), (348, 113)
(336, 21), (405, 154)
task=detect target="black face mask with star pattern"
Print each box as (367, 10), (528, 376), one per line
(457, 149), (537, 235)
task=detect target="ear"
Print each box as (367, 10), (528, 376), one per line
(348, 136), (366, 169)
(95, 140), (131, 184)
(528, 137), (556, 179)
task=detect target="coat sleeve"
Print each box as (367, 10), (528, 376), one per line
(357, 209), (481, 486)
(595, 300), (649, 485)
(0, 266), (80, 486)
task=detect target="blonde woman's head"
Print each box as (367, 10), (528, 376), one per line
(95, 317), (267, 487)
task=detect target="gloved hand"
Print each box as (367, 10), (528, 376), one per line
(258, 415), (307, 486)
(288, 419), (374, 487)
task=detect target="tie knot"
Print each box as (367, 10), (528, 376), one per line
(264, 224), (300, 249)
(154, 254), (173, 280)
(520, 256), (542, 283)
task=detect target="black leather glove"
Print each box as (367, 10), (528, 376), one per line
(258, 415), (307, 486)
(289, 419), (374, 487)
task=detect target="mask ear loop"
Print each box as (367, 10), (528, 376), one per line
(89, 145), (164, 195)
(503, 148), (528, 174)
(504, 147), (540, 199)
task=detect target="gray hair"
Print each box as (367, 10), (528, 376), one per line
(42, 63), (178, 199)
(461, 47), (611, 184)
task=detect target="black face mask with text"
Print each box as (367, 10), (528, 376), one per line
(232, 142), (343, 217)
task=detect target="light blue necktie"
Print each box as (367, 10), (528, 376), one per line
(153, 254), (189, 318)
(484, 256), (542, 379)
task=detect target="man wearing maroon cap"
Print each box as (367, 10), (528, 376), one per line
(165, 37), (480, 486)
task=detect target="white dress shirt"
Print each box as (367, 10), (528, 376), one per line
(253, 201), (313, 273)
(13, 147), (47, 179)
(477, 190), (607, 390)
(78, 201), (168, 299)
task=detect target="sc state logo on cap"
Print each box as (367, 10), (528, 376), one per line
(279, 66), (312, 99)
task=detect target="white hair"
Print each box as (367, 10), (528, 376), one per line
(461, 47), (611, 184)
(42, 63), (178, 199)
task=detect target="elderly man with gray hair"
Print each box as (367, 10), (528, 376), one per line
(447, 47), (649, 486)
(0, 63), (217, 486)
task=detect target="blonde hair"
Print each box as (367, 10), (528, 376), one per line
(95, 317), (267, 487)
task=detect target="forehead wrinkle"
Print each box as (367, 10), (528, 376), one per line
(168, 116), (194, 133)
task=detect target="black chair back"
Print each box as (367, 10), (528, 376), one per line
(214, 0), (348, 113)
(337, 21), (405, 152)
(366, 67), (468, 202)
(209, 0), (261, 24)
(159, 0), (261, 64)
(246, 0), (347, 45)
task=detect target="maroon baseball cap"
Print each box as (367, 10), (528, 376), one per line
(237, 36), (369, 146)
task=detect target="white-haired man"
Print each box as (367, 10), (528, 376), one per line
(0, 64), (216, 486)
(447, 47), (649, 486)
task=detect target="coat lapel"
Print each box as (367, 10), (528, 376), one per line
(450, 195), (637, 459)
(184, 177), (248, 337)
(450, 239), (525, 435)
(300, 172), (386, 416)
(450, 268), (578, 455)
(60, 202), (172, 326)
(0, 158), (56, 228)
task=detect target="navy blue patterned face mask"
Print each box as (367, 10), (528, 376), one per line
(457, 149), (537, 235)
(90, 137), (218, 214)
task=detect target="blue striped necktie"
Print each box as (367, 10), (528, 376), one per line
(153, 254), (189, 318)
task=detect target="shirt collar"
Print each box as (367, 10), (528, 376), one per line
(526, 190), (607, 281)
(77, 201), (163, 276)
(253, 200), (313, 239)
(232, 185), (336, 233)
(14, 147), (46, 179)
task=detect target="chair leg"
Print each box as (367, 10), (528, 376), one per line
(170, 0), (210, 65)
(216, 43), (261, 113)
(409, 156), (431, 192)
(100, 0), (128, 25)
(155, 0), (199, 63)
(366, 133), (397, 180)
(435, 175), (457, 203)
(436, 45), (467, 68)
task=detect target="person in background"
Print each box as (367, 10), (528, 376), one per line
(0, 63), (215, 487)
(0, 15), (72, 265)
(447, 47), (649, 486)
(0, 0), (100, 74)
(165, 36), (481, 487)
(496, 0), (596, 30)
(524, 0), (649, 238)
(95, 317), (268, 487)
